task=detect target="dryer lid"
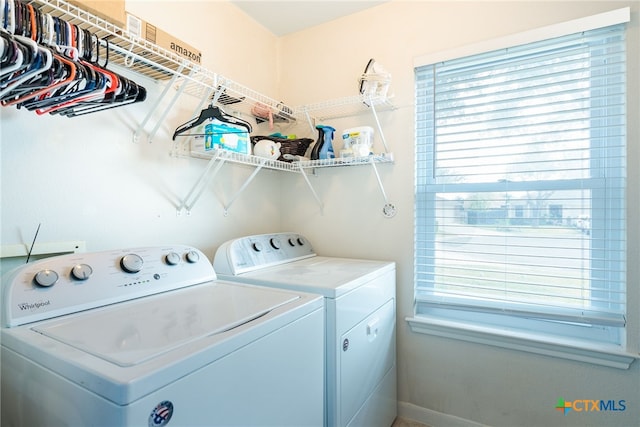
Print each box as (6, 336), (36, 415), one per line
(32, 282), (298, 367)
(226, 256), (395, 298)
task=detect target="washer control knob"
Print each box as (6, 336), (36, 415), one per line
(34, 269), (59, 287)
(165, 252), (181, 266)
(270, 238), (281, 250)
(120, 254), (144, 273)
(297, 237), (305, 246)
(71, 263), (93, 280)
(185, 250), (200, 263)
(288, 238), (296, 247)
(252, 242), (263, 252)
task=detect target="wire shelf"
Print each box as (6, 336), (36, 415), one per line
(189, 149), (299, 172)
(298, 153), (395, 169)
(190, 149), (394, 172)
(29, 0), (395, 125)
(296, 94), (395, 120)
(29, 0), (198, 80)
(211, 77), (297, 124)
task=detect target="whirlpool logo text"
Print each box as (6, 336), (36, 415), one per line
(18, 300), (51, 311)
(555, 398), (626, 415)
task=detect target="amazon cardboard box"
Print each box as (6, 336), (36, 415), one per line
(68, 0), (126, 27)
(126, 13), (202, 72)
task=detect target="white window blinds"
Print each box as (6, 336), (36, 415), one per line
(414, 24), (626, 345)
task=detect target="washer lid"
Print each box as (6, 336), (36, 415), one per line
(32, 282), (298, 367)
(224, 256), (395, 298)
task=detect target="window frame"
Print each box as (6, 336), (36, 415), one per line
(408, 8), (636, 369)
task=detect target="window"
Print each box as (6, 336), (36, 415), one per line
(413, 22), (627, 352)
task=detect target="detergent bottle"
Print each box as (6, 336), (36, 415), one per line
(310, 125), (336, 160)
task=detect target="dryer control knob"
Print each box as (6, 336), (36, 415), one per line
(34, 269), (59, 287)
(71, 263), (93, 280)
(252, 242), (263, 252)
(185, 250), (200, 263)
(165, 252), (181, 265)
(270, 238), (281, 249)
(297, 237), (305, 246)
(120, 254), (144, 273)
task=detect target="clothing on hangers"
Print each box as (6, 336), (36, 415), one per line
(0, 0), (146, 117)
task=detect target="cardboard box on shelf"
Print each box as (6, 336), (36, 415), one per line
(126, 13), (202, 67)
(68, 0), (126, 27)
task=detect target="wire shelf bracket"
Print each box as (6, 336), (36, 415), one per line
(177, 151), (226, 215)
(296, 164), (325, 214)
(222, 159), (266, 216)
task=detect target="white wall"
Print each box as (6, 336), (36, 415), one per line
(278, 1), (640, 427)
(2, 2), (639, 427)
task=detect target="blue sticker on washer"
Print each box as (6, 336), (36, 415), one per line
(149, 400), (174, 427)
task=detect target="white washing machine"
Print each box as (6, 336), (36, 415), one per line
(213, 233), (396, 427)
(1, 244), (324, 427)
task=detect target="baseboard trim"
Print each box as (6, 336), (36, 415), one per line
(398, 401), (489, 427)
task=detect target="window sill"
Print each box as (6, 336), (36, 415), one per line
(406, 316), (638, 369)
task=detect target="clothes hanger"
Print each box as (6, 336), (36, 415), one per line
(1, 31), (15, 61)
(0, 39), (52, 102)
(18, 58), (104, 114)
(44, 35), (148, 116)
(172, 104), (252, 140)
(17, 49), (77, 111)
(3, 47), (67, 106)
(1, 0), (146, 116)
(24, 26), (104, 112)
(19, 58), (96, 110)
(3, 0), (15, 35)
(0, 0), (6, 32)
(48, 40), (145, 117)
(58, 76), (146, 117)
(0, 32), (6, 59)
(0, 30), (30, 79)
(37, 59), (117, 115)
(0, 35), (47, 98)
(31, 43), (107, 109)
(0, 33), (23, 78)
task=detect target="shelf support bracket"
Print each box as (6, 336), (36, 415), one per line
(368, 95), (389, 153)
(147, 65), (195, 144)
(369, 157), (389, 204)
(297, 165), (324, 214)
(178, 151), (227, 215)
(223, 159), (266, 216)
(133, 63), (187, 143)
(369, 157), (397, 218)
(304, 109), (315, 133)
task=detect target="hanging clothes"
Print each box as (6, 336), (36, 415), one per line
(0, 0), (146, 117)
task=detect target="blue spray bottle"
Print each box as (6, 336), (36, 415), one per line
(310, 125), (336, 160)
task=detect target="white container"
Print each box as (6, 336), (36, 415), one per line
(342, 126), (374, 157)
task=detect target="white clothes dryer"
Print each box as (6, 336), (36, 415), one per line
(214, 233), (396, 427)
(1, 245), (324, 427)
